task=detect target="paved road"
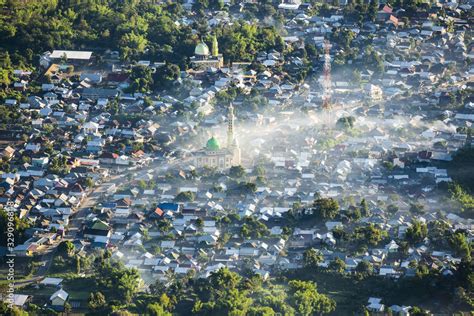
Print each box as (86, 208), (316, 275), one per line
(14, 247), (56, 288)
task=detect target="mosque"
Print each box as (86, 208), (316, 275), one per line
(193, 104), (241, 170)
(190, 34), (224, 70)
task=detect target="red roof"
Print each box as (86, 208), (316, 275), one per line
(383, 5), (393, 13)
(154, 207), (164, 216)
(389, 15), (399, 26)
(132, 150), (145, 158)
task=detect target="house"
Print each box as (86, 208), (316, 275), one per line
(40, 278), (63, 287)
(48, 50), (92, 64)
(12, 294), (31, 309)
(83, 219), (111, 242)
(367, 297), (385, 312)
(2, 146), (15, 160)
(50, 289), (69, 309)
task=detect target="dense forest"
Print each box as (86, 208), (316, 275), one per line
(0, 0), (284, 68)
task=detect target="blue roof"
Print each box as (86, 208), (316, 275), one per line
(158, 203), (180, 212)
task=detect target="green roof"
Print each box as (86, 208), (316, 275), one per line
(206, 136), (220, 151)
(195, 42), (210, 56)
(91, 220), (109, 230)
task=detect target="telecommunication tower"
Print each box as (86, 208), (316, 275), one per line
(322, 40), (332, 110)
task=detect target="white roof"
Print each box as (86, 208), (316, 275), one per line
(13, 294), (29, 306)
(50, 289), (69, 301)
(50, 50), (92, 60)
(41, 277), (63, 286)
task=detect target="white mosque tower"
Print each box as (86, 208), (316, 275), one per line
(227, 103), (241, 166)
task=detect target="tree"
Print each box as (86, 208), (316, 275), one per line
(368, 0), (379, 21)
(120, 32), (148, 59)
(410, 306), (430, 316)
(128, 65), (153, 93)
(57, 240), (75, 257)
(76, 255), (81, 274)
(312, 198), (340, 219)
(88, 292), (107, 312)
(449, 183), (474, 215)
(288, 280), (336, 315)
(449, 232), (472, 262)
(0, 301), (28, 316)
(0, 208), (30, 247)
(353, 224), (387, 246)
(405, 220), (428, 244)
(355, 261), (373, 278)
(193, 268), (253, 315)
(146, 303), (171, 316)
(303, 248), (323, 268)
(336, 116), (355, 130)
(49, 155), (69, 175)
(97, 262), (141, 304)
(359, 198), (369, 216)
(153, 62), (180, 91)
(328, 258), (346, 274)
(85, 177), (94, 189)
(409, 202), (425, 214)
(248, 306), (275, 316)
(240, 216), (269, 239)
(229, 165), (245, 178)
(175, 191), (195, 202)
(138, 179), (147, 190)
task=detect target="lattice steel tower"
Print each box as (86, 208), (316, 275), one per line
(322, 40), (332, 110)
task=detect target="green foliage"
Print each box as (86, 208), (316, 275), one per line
(146, 302), (172, 316)
(48, 155), (70, 175)
(288, 280), (336, 315)
(153, 63), (180, 91)
(0, 302), (28, 316)
(240, 216), (269, 239)
(97, 260), (141, 303)
(409, 202), (425, 215)
(175, 191), (196, 202)
(359, 198), (370, 217)
(311, 198), (340, 219)
(353, 224), (388, 247)
(217, 22), (285, 63)
(449, 183), (474, 215)
(331, 28), (356, 50)
(0, 1), (284, 71)
(303, 248), (323, 269)
(449, 232), (472, 262)
(0, 104), (25, 125)
(190, 269), (334, 316)
(88, 291), (107, 312)
(229, 165), (245, 178)
(328, 258), (346, 274)
(0, 208), (30, 247)
(228, 181), (257, 196)
(336, 116), (355, 130)
(85, 177), (94, 189)
(410, 306), (430, 315)
(405, 220), (428, 245)
(57, 240), (75, 257)
(355, 261), (373, 278)
(128, 65), (153, 93)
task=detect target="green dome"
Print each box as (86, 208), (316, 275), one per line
(195, 41), (210, 56)
(206, 136), (220, 151)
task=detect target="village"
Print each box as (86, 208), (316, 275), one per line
(0, 0), (473, 314)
